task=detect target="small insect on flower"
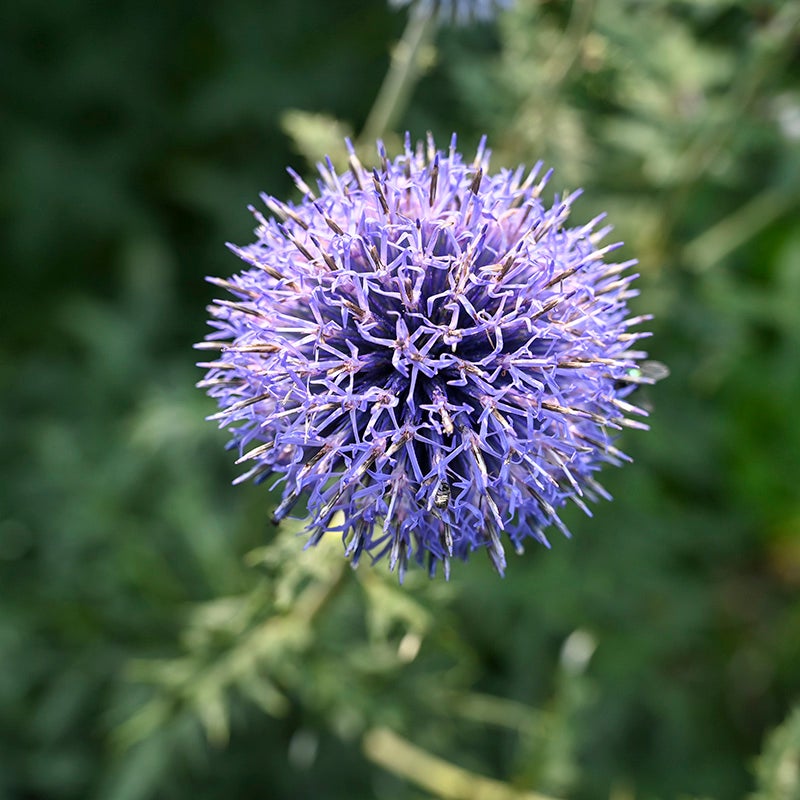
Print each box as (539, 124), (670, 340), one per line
(433, 481), (451, 509)
(198, 134), (660, 581)
(614, 360), (670, 413)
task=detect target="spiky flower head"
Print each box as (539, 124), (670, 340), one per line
(389, 0), (513, 24)
(198, 134), (653, 581)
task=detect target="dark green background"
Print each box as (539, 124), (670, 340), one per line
(2, 1), (800, 798)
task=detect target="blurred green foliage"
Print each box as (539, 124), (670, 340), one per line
(2, 1), (800, 799)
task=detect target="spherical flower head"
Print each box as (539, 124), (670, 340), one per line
(389, 0), (513, 24)
(198, 134), (654, 581)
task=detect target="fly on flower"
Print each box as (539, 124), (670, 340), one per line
(614, 360), (669, 413)
(197, 134), (658, 581)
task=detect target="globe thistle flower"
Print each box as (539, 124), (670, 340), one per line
(198, 135), (653, 581)
(389, 0), (513, 24)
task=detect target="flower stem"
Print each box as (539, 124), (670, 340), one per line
(363, 726), (562, 800)
(358, 5), (436, 147)
(683, 187), (793, 272)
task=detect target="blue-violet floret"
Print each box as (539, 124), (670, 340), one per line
(198, 135), (653, 580)
(388, 0), (513, 24)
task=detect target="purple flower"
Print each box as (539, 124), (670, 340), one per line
(389, 0), (513, 24)
(198, 135), (653, 580)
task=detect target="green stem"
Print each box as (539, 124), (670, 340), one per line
(358, 5), (436, 147)
(543, 0), (596, 88)
(683, 187), (794, 272)
(363, 726), (562, 800)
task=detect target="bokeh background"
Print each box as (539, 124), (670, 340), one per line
(2, 1), (800, 798)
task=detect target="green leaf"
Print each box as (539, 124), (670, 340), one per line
(753, 706), (800, 800)
(280, 110), (353, 169)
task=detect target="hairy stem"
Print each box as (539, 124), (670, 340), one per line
(358, 4), (436, 146)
